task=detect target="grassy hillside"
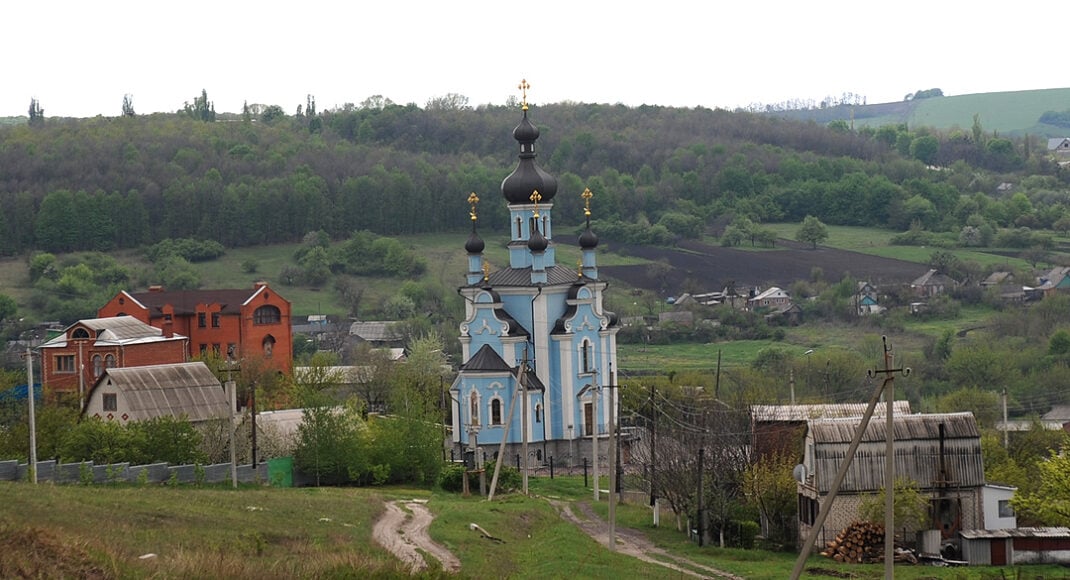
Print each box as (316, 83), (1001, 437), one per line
(771, 87), (1070, 137)
(0, 479), (1057, 579)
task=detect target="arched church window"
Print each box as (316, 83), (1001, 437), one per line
(515, 216), (523, 239)
(92, 355), (104, 377)
(72, 328), (90, 339)
(581, 339), (594, 374)
(535, 404), (542, 423)
(491, 398), (503, 425)
(105, 354), (116, 369)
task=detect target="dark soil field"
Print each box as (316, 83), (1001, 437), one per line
(602, 238), (928, 297)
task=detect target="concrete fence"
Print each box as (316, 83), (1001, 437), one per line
(0, 459), (266, 485)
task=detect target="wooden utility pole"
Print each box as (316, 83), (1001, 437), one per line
(607, 364), (617, 551)
(22, 344), (37, 485)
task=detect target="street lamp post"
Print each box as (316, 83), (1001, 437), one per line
(22, 333), (38, 485)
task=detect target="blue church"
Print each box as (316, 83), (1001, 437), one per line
(449, 86), (620, 466)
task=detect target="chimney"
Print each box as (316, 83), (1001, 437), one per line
(148, 285), (164, 293)
(163, 318), (173, 338)
(254, 281), (268, 290)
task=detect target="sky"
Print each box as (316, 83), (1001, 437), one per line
(3, 2), (1065, 118)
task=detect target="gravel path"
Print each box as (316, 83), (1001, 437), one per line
(372, 500), (461, 574)
(549, 499), (744, 580)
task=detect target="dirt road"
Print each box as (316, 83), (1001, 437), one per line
(372, 499), (461, 574)
(550, 499), (744, 580)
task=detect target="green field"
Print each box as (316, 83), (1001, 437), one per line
(1, 479), (1062, 579)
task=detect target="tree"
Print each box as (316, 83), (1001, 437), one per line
(1014, 439), (1070, 526)
(910, 135), (940, 165)
(182, 89), (215, 122)
(795, 215), (828, 249)
(0, 293), (16, 327)
(743, 452), (798, 546)
(121, 94), (135, 117)
(859, 477), (930, 535)
(28, 98), (44, 127)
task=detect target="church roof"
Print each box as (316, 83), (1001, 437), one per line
(461, 344), (514, 372)
(482, 265), (579, 287)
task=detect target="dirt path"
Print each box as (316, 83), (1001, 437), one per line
(372, 499), (461, 574)
(548, 499), (744, 580)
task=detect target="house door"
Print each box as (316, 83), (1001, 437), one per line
(990, 538), (1007, 566)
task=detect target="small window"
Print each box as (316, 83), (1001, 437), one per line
(164, 314), (173, 322)
(584, 402), (593, 436)
(199, 344), (208, 355)
(581, 340), (594, 374)
(105, 354), (116, 369)
(198, 313), (206, 328)
(998, 500), (1015, 518)
(103, 393), (117, 412)
(254, 305), (281, 325)
(56, 355), (75, 373)
(72, 328), (90, 339)
(92, 355), (104, 377)
(211, 312), (221, 328)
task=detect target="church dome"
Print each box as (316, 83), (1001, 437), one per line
(579, 225), (599, 250)
(528, 226), (548, 253)
(501, 110), (557, 204)
(465, 230), (485, 254)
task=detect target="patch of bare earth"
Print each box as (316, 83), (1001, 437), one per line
(0, 523), (112, 579)
(372, 500), (460, 574)
(548, 499), (743, 580)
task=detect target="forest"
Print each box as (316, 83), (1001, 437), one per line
(1, 92), (1067, 258)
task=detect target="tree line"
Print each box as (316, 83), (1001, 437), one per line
(1, 97), (1066, 257)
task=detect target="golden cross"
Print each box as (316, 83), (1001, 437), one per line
(581, 187), (593, 217)
(518, 79), (530, 110)
(530, 190), (541, 218)
(467, 192), (480, 222)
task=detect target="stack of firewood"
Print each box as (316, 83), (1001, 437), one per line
(821, 521), (886, 564)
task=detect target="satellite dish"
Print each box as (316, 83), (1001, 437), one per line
(793, 464), (807, 483)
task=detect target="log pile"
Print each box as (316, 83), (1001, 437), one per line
(821, 521), (886, 563)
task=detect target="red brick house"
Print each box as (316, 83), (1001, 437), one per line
(38, 316), (189, 405)
(97, 282), (293, 374)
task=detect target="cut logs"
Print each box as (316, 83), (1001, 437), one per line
(820, 521), (886, 564)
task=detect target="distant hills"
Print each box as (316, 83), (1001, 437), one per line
(764, 87), (1070, 137)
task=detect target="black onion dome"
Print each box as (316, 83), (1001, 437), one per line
(579, 225), (599, 249)
(501, 110), (558, 204)
(465, 230), (485, 254)
(528, 226), (548, 253)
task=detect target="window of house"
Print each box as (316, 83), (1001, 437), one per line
(584, 402), (593, 436)
(254, 305), (281, 325)
(56, 355), (75, 373)
(199, 344), (208, 355)
(491, 398), (503, 425)
(798, 495), (819, 525)
(92, 355), (103, 377)
(998, 500), (1015, 518)
(198, 313), (206, 328)
(103, 393), (117, 412)
(164, 314), (172, 322)
(105, 354), (116, 369)
(72, 328), (90, 339)
(211, 312), (221, 328)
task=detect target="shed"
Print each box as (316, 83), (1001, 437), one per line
(83, 362), (228, 424)
(750, 401), (911, 459)
(961, 527), (1070, 566)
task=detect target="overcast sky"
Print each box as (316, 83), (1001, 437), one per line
(3, 2), (1062, 118)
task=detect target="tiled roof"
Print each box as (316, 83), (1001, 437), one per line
(461, 344), (513, 372)
(126, 288), (265, 315)
(481, 265), (581, 287)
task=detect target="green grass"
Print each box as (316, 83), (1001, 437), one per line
(618, 340), (781, 373)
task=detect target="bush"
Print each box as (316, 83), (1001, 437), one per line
(438, 463), (466, 492)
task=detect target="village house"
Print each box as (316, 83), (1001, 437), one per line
(97, 282), (292, 374)
(910, 269), (959, 298)
(348, 320), (406, 349)
(747, 286), (792, 311)
(1036, 266), (1070, 297)
(82, 361), (228, 425)
(797, 412), (987, 551)
(37, 316), (189, 405)
(750, 402), (912, 460)
(855, 281), (884, 316)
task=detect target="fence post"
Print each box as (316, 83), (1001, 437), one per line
(549, 456), (554, 479)
(583, 457), (588, 488)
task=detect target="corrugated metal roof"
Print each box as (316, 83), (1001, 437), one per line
(483, 265), (579, 287)
(40, 316), (185, 349)
(961, 527), (1070, 540)
(349, 321), (403, 342)
(810, 412), (978, 443)
(751, 401), (911, 423)
(89, 362), (227, 422)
